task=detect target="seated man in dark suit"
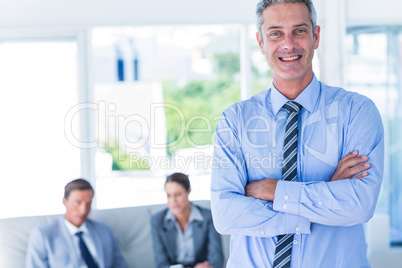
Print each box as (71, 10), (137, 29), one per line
(26, 178), (126, 268)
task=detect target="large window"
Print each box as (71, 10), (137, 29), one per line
(0, 40), (81, 219)
(0, 25), (263, 216)
(91, 25), (243, 208)
(345, 26), (402, 244)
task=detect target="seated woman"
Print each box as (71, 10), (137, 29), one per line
(151, 173), (224, 268)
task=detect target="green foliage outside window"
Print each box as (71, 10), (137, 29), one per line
(163, 78), (240, 156)
(163, 52), (242, 156)
(105, 51), (271, 168)
(103, 142), (150, 171)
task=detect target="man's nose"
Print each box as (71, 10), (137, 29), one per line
(79, 204), (88, 213)
(282, 33), (296, 51)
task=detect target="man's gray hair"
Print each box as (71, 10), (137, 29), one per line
(256, 0), (317, 38)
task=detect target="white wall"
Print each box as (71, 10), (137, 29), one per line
(0, 0), (258, 28)
(347, 0), (402, 26)
(315, 0), (346, 87)
(0, 0), (400, 29)
(0, 0), (399, 105)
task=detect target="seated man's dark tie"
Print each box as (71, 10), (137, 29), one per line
(75, 231), (99, 268)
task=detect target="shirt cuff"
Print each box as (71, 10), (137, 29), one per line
(273, 180), (303, 215)
(285, 213), (311, 234)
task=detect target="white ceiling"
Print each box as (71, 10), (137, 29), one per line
(0, 0), (400, 30)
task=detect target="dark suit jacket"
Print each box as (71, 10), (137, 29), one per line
(25, 216), (126, 268)
(151, 205), (224, 268)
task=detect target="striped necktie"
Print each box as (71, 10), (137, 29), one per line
(273, 101), (302, 268)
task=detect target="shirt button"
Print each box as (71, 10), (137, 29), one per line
(293, 240), (298, 245)
(283, 205), (288, 209)
(284, 195), (289, 200)
(318, 201), (323, 206)
(296, 227), (300, 232)
(261, 231), (265, 235)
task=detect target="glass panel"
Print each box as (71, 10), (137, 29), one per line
(389, 31), (402, 244)
(345, 29), (402, 244)
(0, 41), (81, 219)
(250, 24), (272, 95)
(345, 32), (389, 215)
(345, 33), (390, 108)
(92, 25), (241, 208)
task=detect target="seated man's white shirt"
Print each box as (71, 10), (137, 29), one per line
(64, 219), (99, 268)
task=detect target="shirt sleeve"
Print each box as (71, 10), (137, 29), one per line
(273, 98), (384, 226)
(211, 108), (311, 237)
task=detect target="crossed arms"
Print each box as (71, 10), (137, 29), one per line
(211, 99), (384, 237)
(245, 151), (371, 202)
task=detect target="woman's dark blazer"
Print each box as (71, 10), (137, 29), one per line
(150, 204), (224, 268)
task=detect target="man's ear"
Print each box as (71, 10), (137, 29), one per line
(62, 197), (67, 206)
(313, 25), (321, 49)
(256, 32), (265, 55)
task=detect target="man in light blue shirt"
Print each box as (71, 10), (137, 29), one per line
(211, 0), (384, 267)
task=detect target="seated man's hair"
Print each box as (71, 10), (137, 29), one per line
(64, 178), (94, 199)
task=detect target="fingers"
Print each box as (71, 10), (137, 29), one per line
(353, 171), (369, 180)
(345, 162), (370, 179)
(344, 156), (370, 179)
(351, 161), (370, 175)
(331, 151), (370, 181)
(338, 150), (359, 165)
(341, 152), (368, 169)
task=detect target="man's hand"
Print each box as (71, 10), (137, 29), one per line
(194, 261), (212, 268)
(330, 151), (370, 181)
(245, 178), (278, 202)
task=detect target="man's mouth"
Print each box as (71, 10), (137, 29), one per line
(279, 55), (302, 62)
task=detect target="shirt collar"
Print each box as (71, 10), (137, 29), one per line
(64, 218), (89, 236)
(164, 204), (204, 224)
(270, 74), (320, 116)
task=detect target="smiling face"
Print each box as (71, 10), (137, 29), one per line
(63, 189), (93, 227)
(165, 181), (191, 216)
(256, 3), (320, 95)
